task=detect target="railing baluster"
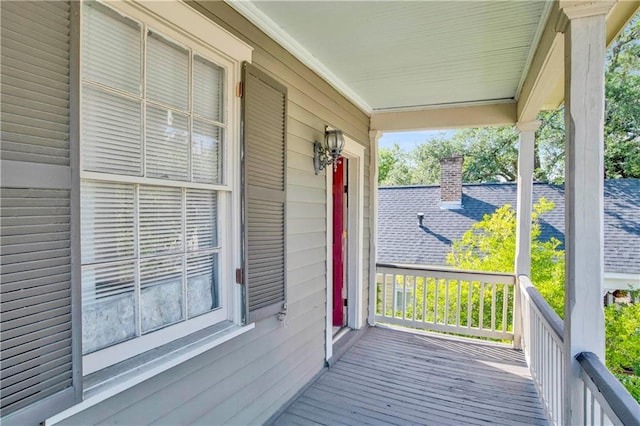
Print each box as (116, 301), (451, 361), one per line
(382, 273), (388, 318)
(502, 284), (508, 332)
(422, 275), (428, 323)
(444, 279), (450, 325)
(433, 278), (439, 324)
(491, 283), (496, 331)
(478, 282), (485, 329)
(391, 274), (398, 318)
(456, 280), (461, 327)
(412, 275), (417, 322)
(402, 274), (407, 321)
(467, 281), (472, 329)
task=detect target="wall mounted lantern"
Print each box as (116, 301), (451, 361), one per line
(313, 128), (345, 174)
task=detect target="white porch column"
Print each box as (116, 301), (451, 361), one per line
(513, 120), (540, 350)
(368, 130), (382, 326)
(559, 2), (612, 423)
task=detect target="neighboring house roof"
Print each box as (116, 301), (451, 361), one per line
(377, 179), (640, 274)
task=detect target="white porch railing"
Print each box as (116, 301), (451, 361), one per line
(519, 275), (565, 425)
(375, 263), (515, 341)
(578, 352), (640, 426)
(519, 275), (640, 426)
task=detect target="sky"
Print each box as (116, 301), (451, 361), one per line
(378, 129), (457, 151)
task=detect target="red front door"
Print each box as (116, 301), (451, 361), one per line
(332, 158), (347, 327)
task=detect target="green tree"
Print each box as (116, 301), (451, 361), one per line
(453, 126), (520, 183)
(446, 201), (640, 401)
(378, 143), (409, 185)
(446, 198), (565, 314)
(408, 137), (465, 184)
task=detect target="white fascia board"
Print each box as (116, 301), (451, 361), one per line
(514, 0), (554, 102)
(604, 272), (640, 291)
(225, 0), (372, 114)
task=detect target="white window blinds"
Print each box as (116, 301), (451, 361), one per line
(80, 2), (228, 361)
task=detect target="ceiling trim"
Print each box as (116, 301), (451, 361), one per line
(373, 98), (515, 114)
(225, 0), (373, 114)
(371, 102), (517, 132)
(514, 0), (555, 102)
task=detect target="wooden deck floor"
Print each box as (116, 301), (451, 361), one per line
(273, 326), (548, 426)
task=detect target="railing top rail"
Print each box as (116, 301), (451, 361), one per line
(518, 275), (564, 342)
(376, 262), (516, 281)
(577, 352), (640, 426)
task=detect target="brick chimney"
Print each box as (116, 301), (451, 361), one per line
(439, 155), (464, 209)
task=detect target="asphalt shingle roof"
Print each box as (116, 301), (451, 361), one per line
(377, 179), (640, 274)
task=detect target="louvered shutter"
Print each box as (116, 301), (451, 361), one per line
(241, 63), (287, 323)
(1, 1), (78, 423)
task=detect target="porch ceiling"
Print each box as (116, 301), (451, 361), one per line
(229, 1), (550, 113)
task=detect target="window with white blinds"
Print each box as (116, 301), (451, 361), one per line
(80, 1), (231, 366)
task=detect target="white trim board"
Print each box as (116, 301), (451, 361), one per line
(324, 136), (366, 362)
(604, 272), (640, 292)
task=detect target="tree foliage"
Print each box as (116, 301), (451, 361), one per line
(446, 198), (565, 314)
(446, 201), (640, 401)
(378, 13), (640, 186)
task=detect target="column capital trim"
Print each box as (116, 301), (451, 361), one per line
(516, 120), (542, 133)
(556, 1), (616, 32)
(369, 130), (383, 144)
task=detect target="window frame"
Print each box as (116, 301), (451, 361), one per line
(77, 0), (249, 375)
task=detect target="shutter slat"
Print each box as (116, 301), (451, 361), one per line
(1, 345), (70, 379)
(1, 0), (71, 170)
(1, 353), (72, 392)
(242, 63), (287, 323)
(1, 313), (71, 343)
(0, 370), (72, 416)
(0, 3), (74, 411)
(1, 274), (71, 295)
(0, 333), (71, 368)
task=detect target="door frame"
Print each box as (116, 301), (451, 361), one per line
(325, 134), (365, 362)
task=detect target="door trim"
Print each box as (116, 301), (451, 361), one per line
(325, 134), (365, 362)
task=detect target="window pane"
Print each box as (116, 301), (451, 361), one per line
(186, 190), (217, 250)
(82, 85), (142, 175)
(139, 186), (183, 256)
(140, 256), (184, 333)
(192, 120), (222, 184)
(81, 181), (135, 263)
(145, 105), (189, 180)
(193, 55), (223, 121)
(146, 31), (188, 110)
(82, 262), (136, 354)
(82, 2), (141, 95)
(187, 253), (219, 318)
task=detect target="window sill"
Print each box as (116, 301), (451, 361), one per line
(44, 321), (254, 425)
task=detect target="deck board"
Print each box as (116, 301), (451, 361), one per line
(273, 326), (548, 425)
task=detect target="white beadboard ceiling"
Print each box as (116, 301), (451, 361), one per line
(232, 1), (550, 113)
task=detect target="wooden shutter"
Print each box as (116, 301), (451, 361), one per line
(241, 63), (287, 323)
(1, 1), (78, 422)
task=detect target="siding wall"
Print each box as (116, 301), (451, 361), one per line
(60, 2), (371, 424)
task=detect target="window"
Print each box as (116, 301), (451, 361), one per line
(79, 1), (243, 373)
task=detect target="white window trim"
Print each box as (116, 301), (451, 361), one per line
(79, 0), (252, 374)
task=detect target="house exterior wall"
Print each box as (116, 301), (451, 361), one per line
(55, 2), (371, 425)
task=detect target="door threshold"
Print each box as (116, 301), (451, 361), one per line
(332, 327), (350, 343)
